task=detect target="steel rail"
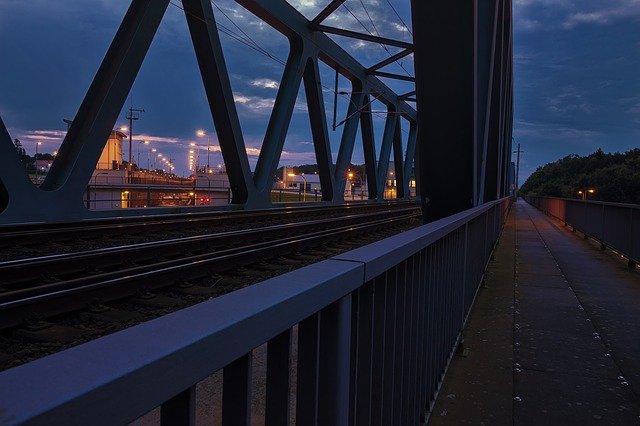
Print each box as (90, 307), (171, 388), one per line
(0, 206), (419, 285)
(0, 211), (420, 330)
(0, 201), (417, 245)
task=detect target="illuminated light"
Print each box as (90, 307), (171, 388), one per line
(196, 130), (206, 137)
(189, 150), (195, 154)
(123, 191), (130, 194)
(348, 172), (353, 178)
(144, 140), (149, 145)
(588, 189), (595, 193)
(152, 148), (157, 152)
(53, 151), (57, 156)
(37, 141), (42, 146)
(287, 173), (296, 177)
(189, 192), (195, 196)
(190, 142), (196, 146)
(157, 154), (162, 157)
(120, 126), (128, 131)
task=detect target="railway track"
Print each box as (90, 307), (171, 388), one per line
(0, 205), (420, 333)
(0, 201), (417, 260)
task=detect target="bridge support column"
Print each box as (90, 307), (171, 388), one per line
(411, 2), (476, 221)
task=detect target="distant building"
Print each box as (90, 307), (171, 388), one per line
(96, 130), (127, 170)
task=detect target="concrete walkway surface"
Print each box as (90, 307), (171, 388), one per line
(430, 200), (640, 425)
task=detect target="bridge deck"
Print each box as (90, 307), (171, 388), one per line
(430, 201), (640, 424)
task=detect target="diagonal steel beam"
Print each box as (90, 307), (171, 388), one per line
(43, 0), (170, 196)
(360, 94), (378, 200)
(0, 115), (37, 215)
(183, 0), (255, 204)
(253, 43), (306, 200)
(371, 71), (415, 82)
(403, 122), (417, 198)
(310, 0), (346, 27)
(236, 0), (415, 121)
(303, 56), (336, 201)
(334, 88), (365, 200)
(392, 118), (405, 199)
(398, 90), (415, 100)
(315, 25), (413, 50)
(375, 110), (398, 201)
(366, 49), (413, 73)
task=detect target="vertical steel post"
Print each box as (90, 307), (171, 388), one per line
(411, 2), (476, 221)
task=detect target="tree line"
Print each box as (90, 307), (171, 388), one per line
(520, 148), (640, 204)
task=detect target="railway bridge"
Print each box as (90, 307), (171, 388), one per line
(2, 1), (638, 425)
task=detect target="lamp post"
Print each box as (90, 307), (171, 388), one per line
(578, 188), (595, 201)
(288, 173), (307, 201)
(137, 140), (149, 169)
(196, 130), (211, 174)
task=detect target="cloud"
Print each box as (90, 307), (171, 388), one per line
(514, 120), (603, 142)
(562, 1), (640, 29)
(233, 93), (308, 114)
(546, 89), (592, 114)
(250, 78), (280, 89)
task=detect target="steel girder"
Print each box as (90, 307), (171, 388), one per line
(0, 0), (417, 224)
(411, 0), (514, 222)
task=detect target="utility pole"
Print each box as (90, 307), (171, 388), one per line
(513, 142), (523, 199)
(126, 107), (145, 169)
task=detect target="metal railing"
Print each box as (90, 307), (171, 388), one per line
(526, 196), (640, 266)
(0, 198), (511, 425)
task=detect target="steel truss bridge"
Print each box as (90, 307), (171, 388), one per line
(0, 0), (512, 224)
(0, 1), (514, 424)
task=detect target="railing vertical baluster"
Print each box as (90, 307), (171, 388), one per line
(382, 270), (397, 425)
(296, 313), (320, 426)
(424, 244), (435, 403)
(392, 264), (406, 419)
(354, 282), (375, 425)
(222, 353), (252, 426)
(407, 255), (421, 425)
(371, 275), (388, 425)
(160, 386), (196, 426)
(415, 248), (428, 422)
(318, 295), (352, 426)
(265, 329), (292, 426)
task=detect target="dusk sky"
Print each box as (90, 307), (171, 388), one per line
(0, 0), (638, 182)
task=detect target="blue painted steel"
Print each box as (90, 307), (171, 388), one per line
(0, 197), (511, 424)
(0, 0), (417, 224)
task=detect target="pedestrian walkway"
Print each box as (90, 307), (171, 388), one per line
(430, 200), (640, 424)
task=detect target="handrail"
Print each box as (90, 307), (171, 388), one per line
(526, 196), (639, 266)
(0, 197), (512, 425)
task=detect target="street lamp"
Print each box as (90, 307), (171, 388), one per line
(196, 130), (211, 173)
(578, 188), (595, 201)
(137, 140), (149, 169)
(151, 148), (157, 169)
(288, 172), (307, 201)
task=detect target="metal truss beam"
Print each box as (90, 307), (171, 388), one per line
(371, 71), (415, 82)
(398, 90), (415, 100)
(367, 49), (413, 73)
(183, 0), (255, 204)
(315, 25), (413, 50)
(310, 0), (346, 27)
